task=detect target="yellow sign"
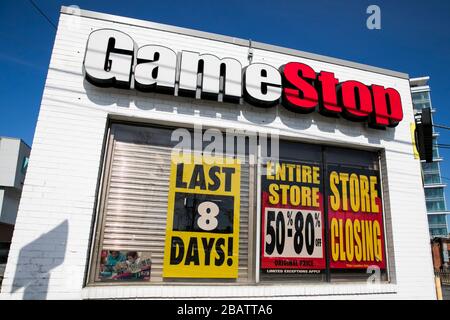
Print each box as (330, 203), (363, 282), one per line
(163, 153), (241, 279)
(410, 122), (420, 159)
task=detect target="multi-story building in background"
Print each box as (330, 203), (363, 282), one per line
(0, 137), (30, 283)
(411, 76), (449, 238)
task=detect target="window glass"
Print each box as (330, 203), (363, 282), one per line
(413, 102), (431, 111)
(424, 173), (441, 184)
(431, 138), (440, 159)
(259, 153), (325, 282)
(432, 149), (439, 159)
(412, 92), (430, 103)
(325, 149), (386, 282)
(90, 123), (253, 284)
(21, 157), (29, 174)
(422, 162), (439, 174)
(90, 123), (390, 285)
(427, 201), (446, 212)
(428, 214), (447, 225)
(424, 187), (444, 199)
(430, 227), (448, 237)
(259, 144), (386, 283)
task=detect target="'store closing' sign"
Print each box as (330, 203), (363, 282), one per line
(327, 166), (386, 270)
(163, 153), (241, 279)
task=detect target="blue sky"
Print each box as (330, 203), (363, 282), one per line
(1, 1), (450, 210)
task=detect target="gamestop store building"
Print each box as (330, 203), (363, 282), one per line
(1, 7), (436, 299)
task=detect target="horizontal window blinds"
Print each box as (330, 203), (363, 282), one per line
(97, 124), (252, 282)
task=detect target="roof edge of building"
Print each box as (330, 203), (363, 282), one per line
(60, 6), (409, 80)
(0, 136), (31, 149)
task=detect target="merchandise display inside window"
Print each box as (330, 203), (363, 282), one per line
(88, 123), (390, 285)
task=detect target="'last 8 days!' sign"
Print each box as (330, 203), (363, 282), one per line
(261, 160), (325, 274)
(163, 153), (240, 279)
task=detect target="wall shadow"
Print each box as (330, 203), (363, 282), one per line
(11, 220), (68, 300)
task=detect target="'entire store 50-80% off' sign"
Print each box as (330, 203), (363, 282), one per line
(261, 161), (325, 274)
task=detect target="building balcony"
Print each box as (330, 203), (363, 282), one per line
(427, 211), (450, 215)
(424, 183), (447, 188)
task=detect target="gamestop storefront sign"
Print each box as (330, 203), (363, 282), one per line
(83, 29), (404, 129)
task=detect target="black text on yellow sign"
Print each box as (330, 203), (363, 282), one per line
(163, 153), (241, 279)
(327, 168), (385, 268)
(265, 161), (321, 208)
(330, 218), (383, 263)
(329, 171), (380, 213)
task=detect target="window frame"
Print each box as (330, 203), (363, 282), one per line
(86, 122), (258, 286)
(85, 120), (394, 287)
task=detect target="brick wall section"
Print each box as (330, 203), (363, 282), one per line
(432, 243), (443, 270)
(0, 9), (437, 299)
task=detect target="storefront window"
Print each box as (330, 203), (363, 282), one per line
(88, 123), (390, 285)
(259, 141), (325, 282)
(89, 123), (255, 284)
(324, 148), (387, 282)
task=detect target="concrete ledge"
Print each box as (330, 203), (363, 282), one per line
(81, 283), (398, 300)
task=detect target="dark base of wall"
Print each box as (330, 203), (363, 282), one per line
(0, 223), (13, 265)
(0, 223), (13, 243)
